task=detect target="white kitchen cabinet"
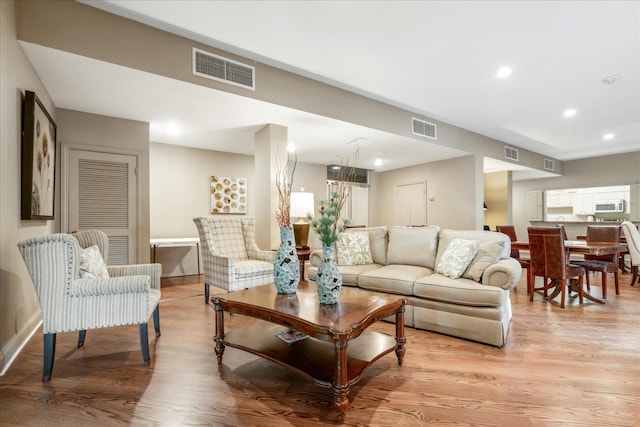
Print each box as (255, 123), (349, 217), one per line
(546, 193), (573, 207)
(573, 194), (594, 215)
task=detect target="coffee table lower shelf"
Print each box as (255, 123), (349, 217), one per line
(222, 321), (398, 388)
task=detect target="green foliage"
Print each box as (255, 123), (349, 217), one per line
(308, 192), (350, 246)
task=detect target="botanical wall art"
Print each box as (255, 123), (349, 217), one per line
(21, 90), (57, 220)
(210, 176), (247, 214)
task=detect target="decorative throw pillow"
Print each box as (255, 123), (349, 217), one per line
(336, 231), (373, 266)
(79, 245), (109, 279)
(463, 240), (505, 281)
(436, 239), (480, 279)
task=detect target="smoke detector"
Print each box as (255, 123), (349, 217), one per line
(602, 75), (621, 85)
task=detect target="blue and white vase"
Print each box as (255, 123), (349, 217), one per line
(316, 243), (342, 304)
(274, 226), (300, 294)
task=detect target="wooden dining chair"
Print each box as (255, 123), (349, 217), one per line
(573, 226), (620, 299)
(527, 227), (586, 308)
(496, 225), (531, 293)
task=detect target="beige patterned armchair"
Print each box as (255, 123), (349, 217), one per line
(621, 221), (640, 286)
(18, 230), (161, 381)
(193, 216), (275, 303)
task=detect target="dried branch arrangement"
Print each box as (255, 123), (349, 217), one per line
(275, 149), (297, 228)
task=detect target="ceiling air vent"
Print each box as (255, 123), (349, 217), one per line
(411, 118), (437, 139)
(504, 146), (519, 161)
(193, 48), (255, 90)
(544, 158), (555, 171)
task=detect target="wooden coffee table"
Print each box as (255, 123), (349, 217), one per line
(212, 281), (408, 422)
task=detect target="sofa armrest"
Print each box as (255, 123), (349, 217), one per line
(481, 258), (522, 290)
(310, 249), (322, 267)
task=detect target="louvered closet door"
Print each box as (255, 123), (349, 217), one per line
(67, 150), (137, 265)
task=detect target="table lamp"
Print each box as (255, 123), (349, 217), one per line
(290, 191), (314, 249)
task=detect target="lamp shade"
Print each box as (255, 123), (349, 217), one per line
(290, 192), (315, 218)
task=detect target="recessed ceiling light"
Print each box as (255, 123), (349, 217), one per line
(563, 109), (577, 118)
(603, 133), (615, 140)
(374, 158), (382, 166)
(166, 122), (179, 135)
(497, 66), (512, 78)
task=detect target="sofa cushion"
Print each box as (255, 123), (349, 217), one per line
(307, 264), (382, 286)
(347, 226), (388, 265)
(336, 231), (373, 266)
(359, 264), (432, 295)
(436, 229), (511, 266)
(387, 226), (439, 268)
(436, 239), (479, 279)
(463, 240), (505, 281)
(414, 274), (506, 307)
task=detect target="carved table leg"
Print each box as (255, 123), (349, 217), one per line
(213, 302), (225, 365)
(395, 306), (406, 366)
(333, 338), (350, 423)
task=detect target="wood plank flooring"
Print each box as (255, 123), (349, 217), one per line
(1, 273), (639, 426)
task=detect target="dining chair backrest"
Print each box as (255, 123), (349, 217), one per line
(527, 227), (568, 279)
(585, 225), (620, 262)
(496, 225), (519, 258)
(555, 224), (568, 240)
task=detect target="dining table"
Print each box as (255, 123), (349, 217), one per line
(510, 240), (628, 304)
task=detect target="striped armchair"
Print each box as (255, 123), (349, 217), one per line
(193, 216), (275, 303)
(18, 231), (161, 381)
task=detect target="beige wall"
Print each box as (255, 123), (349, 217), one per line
(56, 109), (151, 264)
(149, 142), (327, 276)
(484, 171), (511, 230)
(512, 152), (640, 240)
(0, 0), (57, 374)
(375, 156), (482, 230)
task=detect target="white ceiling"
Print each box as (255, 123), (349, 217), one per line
(23, 1), (640, 174)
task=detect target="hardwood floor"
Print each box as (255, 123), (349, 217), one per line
(1, 273), (638, 426)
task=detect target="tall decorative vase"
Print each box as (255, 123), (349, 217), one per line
(316, 243), (342, 304)
(274, 226), (300, 294)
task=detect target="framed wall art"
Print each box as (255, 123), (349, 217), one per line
(21, 90), (57, 220)
(210, 176), (247, 214)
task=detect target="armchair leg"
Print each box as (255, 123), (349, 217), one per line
(204, 283), (210, 304)
(78, 330), (87, 347)
(139, 323), (150, 366)
(43, 333), (56, 382)
(153, 306), (161, 337)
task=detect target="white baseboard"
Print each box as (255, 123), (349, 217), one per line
(0, 311), (42, 376)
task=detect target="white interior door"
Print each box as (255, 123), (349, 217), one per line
(395, 182), (426, 226)
(327, 182), (370, 227)
(350, 185), (369, 227)
(66, 149), (137, 265)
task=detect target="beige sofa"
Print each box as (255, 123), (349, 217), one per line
(308, 226), (522, 347)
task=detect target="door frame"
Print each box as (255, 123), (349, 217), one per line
(61, 142), (143, 261)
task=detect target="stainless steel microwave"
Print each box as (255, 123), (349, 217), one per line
(594, 200), (625, 213)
